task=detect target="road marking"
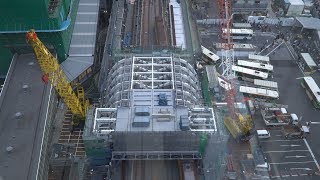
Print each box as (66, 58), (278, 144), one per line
(285, 155), (307, 158)
(280, 144), (301, 147)
(131, 161), (134, 180)
(268, 129), (282, 131)
(260, 139), (301, 142)
(264, 150), (309, 153)
(303, 138), (320, 171)
(276, 135), (282, 137)
(290, 168), (312, 170)
(271, 174), (309, 178)
(36, 84), (53, 180)
(310, 122), (320, 125)
(270, 161), (315, 165)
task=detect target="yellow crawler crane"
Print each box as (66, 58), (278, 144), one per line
(26, 29), (90, 127)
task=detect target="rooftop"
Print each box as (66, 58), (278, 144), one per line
(296, 17), (320, 30)
(0, 54), (51, 180)
(60, 0), (99, 81)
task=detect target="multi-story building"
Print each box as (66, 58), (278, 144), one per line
(83, 55), (217, 165)
(0, 0), (80, 75)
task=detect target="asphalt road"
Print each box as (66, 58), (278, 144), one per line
(255, 41), (320, 179)
(198, 16), (320, 179)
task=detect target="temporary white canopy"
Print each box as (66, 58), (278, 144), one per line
(296, 17), (320, 30)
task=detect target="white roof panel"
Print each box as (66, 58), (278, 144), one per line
(296, 17), (320, 30)
(248, 54), (270, 62)
(170, 0), (186, 49)
(301, 53), (317, 68)
(61, 56), (93, 81)
(232, 65), (268, 79)
(303, 76), (320, 102)
(62, 0), (99, 81)
(240, 86), (279, 98)
(201, 45), (220, 62)
(238, 60), (273, 71)
(288, 0), (304, 5)
(254, 79), (278, 89)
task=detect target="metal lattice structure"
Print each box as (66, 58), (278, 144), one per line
(26, 29), (90, 124)
(217, 0), (237, 118)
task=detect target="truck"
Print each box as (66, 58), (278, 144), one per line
(261, 107), (299, 126)
(282, 124), (310, 139)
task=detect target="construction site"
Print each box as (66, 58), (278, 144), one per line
(1, 0), (320, 179)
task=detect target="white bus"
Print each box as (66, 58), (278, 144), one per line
(237, 60), (273, 72)
(232, 65), (268, 81)
(254, 79), (278, 89)
(240, 86), (279, 99)
(300, 53), (317, 74)
(201, 45), (220, 63)
(248, 54), (270, 63)
(301, 76), (320, 108)
(222, 28), (254, 40)
(232, 23), (252, 29)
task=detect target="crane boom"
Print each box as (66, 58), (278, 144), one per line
(217, 0), (253, 140)
(26, 29), (89, 123)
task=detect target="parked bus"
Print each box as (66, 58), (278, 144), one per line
(240, 86), (279, 99)
(222, 28), (254, 40)
(254, 79), (278, 90)
(237, 60), (273, 72)
(232, 23), (252, 29)
(201, 45), (220, 63)
(248, 54), (270, 63)
(232, 65), (268, 81)
(301, 76), (320, 108)
(300, 53), (317, 74)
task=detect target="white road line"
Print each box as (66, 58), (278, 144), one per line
(275, 135), (282, 137)
(269, 161), (315, 165)
(36, 84), (52, 180)
(285, 155), (307, 158)
(79, 3), (98, 6)
(280, 144), (301, 147)
(310, 122), (320, 125)
(264, 150), (309, 153)
(303, 138), (320, 171)
(271, 174), (308, 179)
(290, 168), (312, 170)
(260, 139), (301, 142)
(131, 161), (134, 180)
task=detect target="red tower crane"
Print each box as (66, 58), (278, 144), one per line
(217, 0), (253, 140)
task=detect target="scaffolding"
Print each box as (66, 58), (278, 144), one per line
(102, 55), (201, 108)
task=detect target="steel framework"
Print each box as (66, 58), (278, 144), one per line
(217, 0), (237, 118)
(26, 29), (90, 125)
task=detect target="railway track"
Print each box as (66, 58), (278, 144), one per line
(141, 0), (150, 48)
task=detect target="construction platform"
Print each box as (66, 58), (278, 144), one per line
(0, 54), (54, 180)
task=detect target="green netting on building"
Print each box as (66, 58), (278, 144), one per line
(83, 108), (112, 159)
(83, 139), (110, 158)
(0, 0), (71, 32)
(0, 0), (80, 76)
(201, 71), (212, 106)
(0, 47), (12, 76)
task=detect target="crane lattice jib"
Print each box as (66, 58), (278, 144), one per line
(217, 0), (237, 118)
(26, 30), (87, 119)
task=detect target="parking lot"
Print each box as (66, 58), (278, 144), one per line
(253, 43), (320, 179)
(197, 19), (320, 178)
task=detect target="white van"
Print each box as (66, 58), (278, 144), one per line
(257, 129), (271, 139)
